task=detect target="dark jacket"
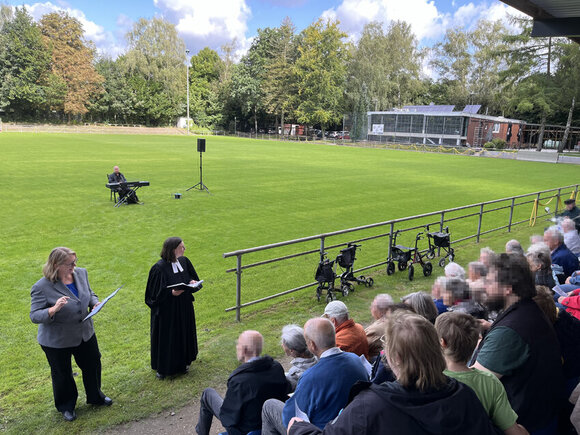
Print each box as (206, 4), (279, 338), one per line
(289, 378), (501, 435)
(552, 244), (580, 281)
(220, 356), (289, 435)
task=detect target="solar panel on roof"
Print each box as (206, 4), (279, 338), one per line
(462, 105), (481, 114)
(402, 105), (455, 113)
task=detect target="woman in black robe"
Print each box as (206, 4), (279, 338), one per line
(145, 237), (200, 379)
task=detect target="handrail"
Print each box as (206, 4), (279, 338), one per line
(223, 184), (579, 320)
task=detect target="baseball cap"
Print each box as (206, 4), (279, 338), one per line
(564, 199), (576, 205)
(323, 300), (348, 318)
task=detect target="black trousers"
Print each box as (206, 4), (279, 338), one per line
(41, 334), (105, 412)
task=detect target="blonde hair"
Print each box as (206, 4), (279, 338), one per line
(384, 312), (446, 391)
(42, 247), (76, 283)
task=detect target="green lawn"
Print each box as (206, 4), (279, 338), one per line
(0, 133), (577, 433)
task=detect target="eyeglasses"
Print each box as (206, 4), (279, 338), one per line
(63, 260), (77, 267)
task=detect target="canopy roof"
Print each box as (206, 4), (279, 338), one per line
(500, 0), (580, 44)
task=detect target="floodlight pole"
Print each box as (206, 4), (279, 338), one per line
(186, 49), (190, 135)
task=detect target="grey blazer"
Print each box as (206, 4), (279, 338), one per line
(30, 268), (99, 348)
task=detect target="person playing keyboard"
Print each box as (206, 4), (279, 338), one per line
(107, 165), (139, 204)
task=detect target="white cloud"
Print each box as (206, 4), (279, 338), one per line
(321, 0), (445, 41)
(17, 2), (123, 57)
(153, 0), (252, 56)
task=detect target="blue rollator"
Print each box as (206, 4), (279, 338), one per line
(335, 243), (374, 296)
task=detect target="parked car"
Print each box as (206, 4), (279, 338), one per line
(337, 131), (350, 139)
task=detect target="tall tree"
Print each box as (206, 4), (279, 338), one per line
(0, 7), (52, 118)
(124, 17), (186, 124)
(347, 21), (423, 115)
(188, 47), (224, 128)
(261, 17), (297, 133)
(40, 11), (103, 118)
(294, 19), (349, 134)
(90, 56), (135, 124)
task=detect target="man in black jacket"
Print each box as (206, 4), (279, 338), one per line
(107, 165), (139, 204)
(473, 253), (564, 433)
(195, 330), (289, 435)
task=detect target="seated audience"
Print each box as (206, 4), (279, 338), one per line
(472, 253), (564, 433)
(435, 312), (527, 435)
(280, 324), (317, 391)
(288, 312), (502, 435)
(505, 239), (525, 256)
(431, 276), (449, 314)
(195, 330), (289, 435)
(467, 261), (487, 301)
(444, 261), (466, 279)
(544, 226), (579, 282)
(365, 293), (394, 359)
(560, 198), (580, 232)
(322, 301), (368, 358)
(479, 247), (497, 269)
(534, 286), (580, 394)
(562, 218), (580, 256)
(526, 242), (556, 289)
(402, 291), (438, 323)
(370, 303), (416, 385)
(442, 277), (487, 319)
(261, 318), (368, 434)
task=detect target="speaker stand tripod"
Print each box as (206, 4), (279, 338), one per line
(187, 151), (210, 193)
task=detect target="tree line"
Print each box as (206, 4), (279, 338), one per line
(1, 6), (579, 137)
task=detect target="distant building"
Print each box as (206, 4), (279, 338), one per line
(367, 104), (524, 147)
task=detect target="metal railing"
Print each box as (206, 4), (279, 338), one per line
(223, 184), (579, 321)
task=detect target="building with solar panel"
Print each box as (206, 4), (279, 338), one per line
(367, 104), (524, 147)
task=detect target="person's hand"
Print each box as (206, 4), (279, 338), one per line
(558, 296), (565, 304)
(49, 296), (69, 317)
(287, 417), (304, 434)
(189, 280), (197, 284)
(91, 301), (101, 312)
(172, 289), (184, 296)
(478, 319), (492, 331)
(566, 277), (571, 284)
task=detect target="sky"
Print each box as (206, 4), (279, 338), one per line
(3, 0), (524, 59)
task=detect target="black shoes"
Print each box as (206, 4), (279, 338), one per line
(62, 410), (77, 422)
(87, 396), (113, 406)
(156, 372), (165, 379)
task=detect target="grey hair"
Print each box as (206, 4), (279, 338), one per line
(401, 291), (438, 323)
(468, 261), (487, 278)
(526, 242), (552, 270)
(562, 218), (576, 232)
(304, 318), (336, 351)
(444, 262), (466, 280)
(505, 239), (524, 256)
(373, 293), (394, 314)
(544, 226), (564, 244)
(281, 324), (309, 354)
(443, 277), (470, 300)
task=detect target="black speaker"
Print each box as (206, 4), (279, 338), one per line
(197, 138), (206, 153)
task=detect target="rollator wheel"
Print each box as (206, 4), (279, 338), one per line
(408, 265), (414, 281)
(326, 292), (335, 303)
(423, 262), (433, 277)
(358, 275), (366, 282)
(341, 284), (350, 297)
(449, 250), (455, 262)
(438, 258), (446, 267)
(387, 262), (395, 275)
(398, 261), (407, 271)
(366, 277), (374, 287)
(427, 249), (436, 260)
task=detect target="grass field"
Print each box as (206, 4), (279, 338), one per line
(0, 133), (577, 434)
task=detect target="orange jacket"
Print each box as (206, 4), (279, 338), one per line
(335, 319), (369, 359)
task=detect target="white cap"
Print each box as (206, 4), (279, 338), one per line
(323, 300), (348, 318)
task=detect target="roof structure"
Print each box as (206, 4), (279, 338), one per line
(500, 0), (580, 44)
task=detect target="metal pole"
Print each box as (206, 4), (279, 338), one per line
(508, 198), (515, 232)
(555, 188), (561, 214)
(320, 237), (325, 258)
(186, 49), (190, 135)
(476, 204), (484, 243)
(235, 254), (242, 322)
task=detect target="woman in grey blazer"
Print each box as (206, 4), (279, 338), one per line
(30, 247), (112, 422)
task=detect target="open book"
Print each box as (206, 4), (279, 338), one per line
(552, 285), (568, 298)
(83, 285), (123, 321)
(167, 280), (204, 292)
